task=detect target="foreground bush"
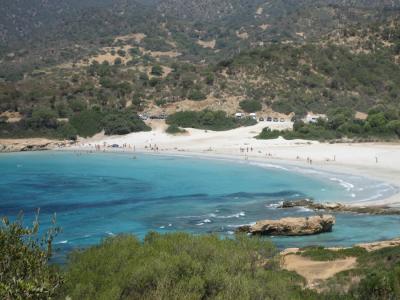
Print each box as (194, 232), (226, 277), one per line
(3, 214), (400, 300)
(62, 232), (312, 300)
(0, 214), (62, 299)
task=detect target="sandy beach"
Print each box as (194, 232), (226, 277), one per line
(63, 120), (400, 207)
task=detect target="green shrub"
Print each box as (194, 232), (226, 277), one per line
(166, 110), (255, 131)
(27, 107), (58, 129)
(102, 111), (151, 135)
(0, 214), (62, 299)
(239, 100), (262, 113)
(188, 89), (207, 101)
(56, 122), (78, 140)
(62, 232), (312, 300)
(70, 109), (104, 137)
(300, 246), (367, 261)
(151, 65), (163, 76)
(166, 124), (187, 134)
(257, 127), (282, 139)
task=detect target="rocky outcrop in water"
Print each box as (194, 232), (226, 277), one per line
(279, 199), (400, 215)
(237, 215), (335, 236)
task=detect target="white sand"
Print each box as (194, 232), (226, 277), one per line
(71, 121), (400, 206)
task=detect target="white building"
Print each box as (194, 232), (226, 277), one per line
(303, 113), (327, 124)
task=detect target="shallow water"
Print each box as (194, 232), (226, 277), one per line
(0, 151), (399, 260)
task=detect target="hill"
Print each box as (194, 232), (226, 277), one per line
(0, 0), (399, 140)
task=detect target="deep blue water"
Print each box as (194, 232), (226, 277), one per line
(1, 151), (399, 260)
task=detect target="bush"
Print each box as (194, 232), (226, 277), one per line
(166, 124), (186, 134)
(114, 57), (122, 65)
(62, 232), (312, 300)
(70, 109), (104, 137)
(27, 107), (58, 129)
(239, 100), (262, 113)
(102, 111), (151, 135)
(300, 246), (367, 261)
(0, 214), (62, 299)
(56, 122), (78, 140)
(188, 89), (207, 101)
(257, 127), (282, 139)
(151, 65), (163, 76)
(166, 110), (255, 131)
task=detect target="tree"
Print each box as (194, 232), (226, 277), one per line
(0, 213), (62, 299)
(367, 112), (388, 131)
(117, 49), (126, 57)
(188, 89), (206, 101)
(28, 107), (58, 129)
(151, 65), (164, 76)
(387, 120), (400, 137)
(239, 100), (262, 113)
(114, 57), (122, 65)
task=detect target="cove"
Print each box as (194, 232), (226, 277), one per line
(1, 151), (399, 260)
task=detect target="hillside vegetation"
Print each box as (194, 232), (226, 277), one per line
(0, 0), (399, 140)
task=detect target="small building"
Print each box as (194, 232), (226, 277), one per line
(303, 112), (327, 124)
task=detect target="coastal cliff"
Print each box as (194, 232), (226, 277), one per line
(237, 215), (335, 236)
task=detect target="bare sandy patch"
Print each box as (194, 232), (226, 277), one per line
(256, 7), (264, 15)
(259, 24), (271, 30)
(197, 39), (216, 49)
(355, 111), (368, 120)
(162, 66), (173, 77)
(149, 50), (181, 58)
(114, 33), (146, 43)
(236, 31), (249, 40)
(282, 254), (357, 289)
(0, 111), (22, 123)
(356, 238), (400, 252)
(296, 32), (306, 38)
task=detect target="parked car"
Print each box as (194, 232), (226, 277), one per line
(280, 118), (285, 122)
(273, 118), (278, 122)
(259, 117), (264, 122)
(235, 113), (244, 119)
(111, 144), (120, 148)
(139, 114), (148, 120)
(267, 117), (272, 122)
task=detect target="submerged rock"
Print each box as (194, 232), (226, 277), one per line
(237, 215), (335, 236)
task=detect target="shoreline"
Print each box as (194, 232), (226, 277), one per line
(2, 121), (400, 206)
(57, 145), (400, 207)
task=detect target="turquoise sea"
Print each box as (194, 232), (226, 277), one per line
(1, 151), (399, 260)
